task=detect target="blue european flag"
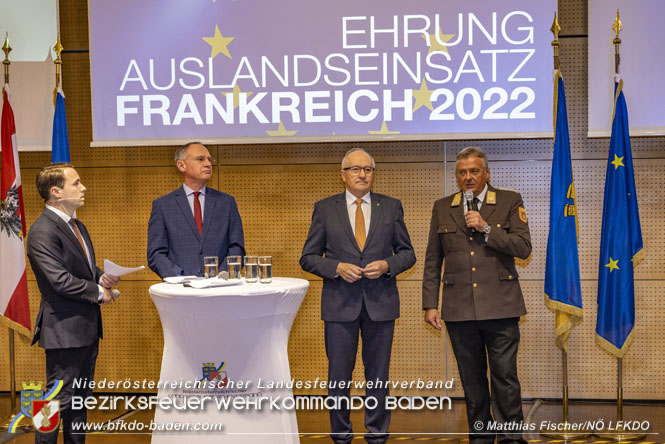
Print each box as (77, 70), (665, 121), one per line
(596, 79), (642, 357)
(51, 91), (70, 163)
(544, 71), (583, 351)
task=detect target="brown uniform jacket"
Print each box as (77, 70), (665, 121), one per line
(422, 184), (531, 321)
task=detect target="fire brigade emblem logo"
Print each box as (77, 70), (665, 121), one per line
(200, 361), (228, 387)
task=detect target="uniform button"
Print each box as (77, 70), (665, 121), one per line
(508, 275), (513, 280)
(473, 283), (478, 288)
(472, 267), (476, 272)
(497, 224), (501, 228)
(470, 251), (475, 256)
(469, 236), (473, 240)
(444, 228), (448, 233)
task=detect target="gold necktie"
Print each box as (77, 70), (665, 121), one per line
(70, 219), (87, 253)
(70, 219), (92, 270)
(354, 199), (366, 250)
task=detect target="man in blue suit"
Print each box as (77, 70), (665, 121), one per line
(147, 142), (245, 278)
(300, 148), (416, 444)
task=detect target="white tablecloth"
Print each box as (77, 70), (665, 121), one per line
(149, 277), (309, 444)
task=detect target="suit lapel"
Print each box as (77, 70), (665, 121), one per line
(480, 186), (496, 222)
(364, 193), (382, 249)
(201, 189), (217, 244)
(450, 194), (469, 234)
(174, 188), (201, 240)
(45, 210), (94, 278)
(334, 193), (359, 251)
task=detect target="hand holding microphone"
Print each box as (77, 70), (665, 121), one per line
(463, 190), (486, 233)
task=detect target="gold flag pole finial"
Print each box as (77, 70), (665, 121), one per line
(550, 12), (561, 70)
(612, 9), (623, 74)
(2, 32), (11, 86)
(53, 34), (64, 104)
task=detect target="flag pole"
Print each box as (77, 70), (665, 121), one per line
(53, 34), (63, 105)
(594, 11), (643, 441)
(540, 17), (588, 439)
(0, 33), (19, 431)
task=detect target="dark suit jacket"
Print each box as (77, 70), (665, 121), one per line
(27, 209), (104, 349)
(300, 192), (416, 322)
(422, 185), (531, 321)
(147, 186), (245, 278)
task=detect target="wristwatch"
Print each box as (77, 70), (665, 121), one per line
(483, 224), (491, 234)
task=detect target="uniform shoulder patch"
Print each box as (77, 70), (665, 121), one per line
(519, 207), (528, 223)
(498, 187), (518, 193)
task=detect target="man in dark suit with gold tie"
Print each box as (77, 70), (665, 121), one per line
(27, 163), (119, 444)
(300, 148), (416, 444)
(422, 147), (531, 444)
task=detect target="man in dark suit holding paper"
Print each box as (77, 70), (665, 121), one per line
(300, 148), (416, 444)
(147, 142), (245, 278)
(27, 163), (120, 444)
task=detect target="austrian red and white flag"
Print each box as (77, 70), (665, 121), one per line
(1, 84), (31, 335)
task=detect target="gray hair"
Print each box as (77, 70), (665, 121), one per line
(341, 148), (375, 169)
(456, 146), (488, 170)
(174, 141), (203, 164)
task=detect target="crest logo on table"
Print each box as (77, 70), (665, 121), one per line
(200, 361), (228, 387)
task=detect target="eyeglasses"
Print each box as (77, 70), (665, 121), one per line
(343, 166), (375, 175)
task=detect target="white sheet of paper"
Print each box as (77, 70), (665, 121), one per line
(186, 278), (244, 289)
(104, 259), (145, 277)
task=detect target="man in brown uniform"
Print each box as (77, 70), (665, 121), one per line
(422, 147), (531, 444)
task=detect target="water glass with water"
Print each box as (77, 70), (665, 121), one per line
(203, 256), (218, 278)
(244, 256), (258, 283)
(258, 256), (272, 283)
(226, 255), (242, 279)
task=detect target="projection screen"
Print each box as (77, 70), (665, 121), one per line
(88, 0), (557, 146)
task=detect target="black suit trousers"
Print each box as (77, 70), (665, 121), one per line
(445, 318), (527, 444)
(324, 303), (394, 444)
(36, 341), (99, 444)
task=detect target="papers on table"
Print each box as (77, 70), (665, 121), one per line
(185, 278), (244, 289)
(104, 259), (145, 276)
(163, 275), (198, 284)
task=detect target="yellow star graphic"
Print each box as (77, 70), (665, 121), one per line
(422, 28), (455, 54)
(222, 84), (253, 110)
(611, 154), (624, 170)
(368, 121), (400, 135)
(266, 121), (297, 136)
(203, 25), (234, 59)
(412, 78), (434, 111)
(605, 257), (620, 272)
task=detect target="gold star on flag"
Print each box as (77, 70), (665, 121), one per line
(422, 28), (455, 54)
(368, 121), (400, 135)
(611, 154), (624, 170)
(203, 25), (234, 59)
(605, 257), (620, 272)
(266, 121), (297, 136)
(412, 78), (434, 111)
(222, 84), (253, 110)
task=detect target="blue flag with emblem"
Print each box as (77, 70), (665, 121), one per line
(544, 71), (583, 351)
(51, 90), (70, 163)
(596, 79), (642, 358)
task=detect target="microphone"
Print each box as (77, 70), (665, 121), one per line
(464, 190), (477, 233)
